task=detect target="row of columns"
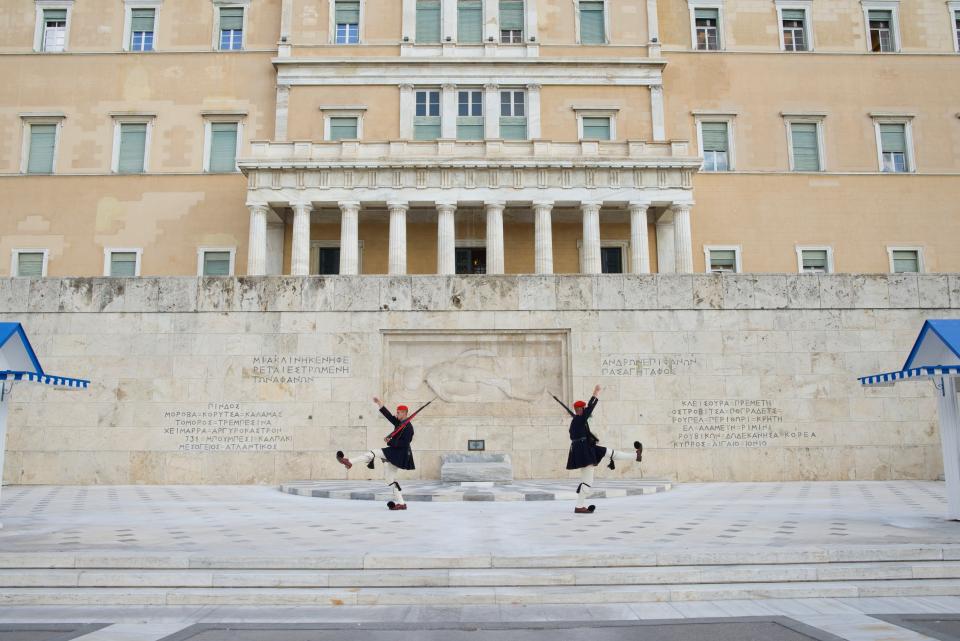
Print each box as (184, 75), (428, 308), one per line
(247, 202), (694, 276)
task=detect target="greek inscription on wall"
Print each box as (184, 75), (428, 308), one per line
(249, 355), (351, 384)
(672, 399), (812, 448)
(161, 403), (294, 452)
(601, 354), (700, 377)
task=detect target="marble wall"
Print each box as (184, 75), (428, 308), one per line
(1, 273), (958, 484)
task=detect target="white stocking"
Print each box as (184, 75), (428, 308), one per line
(576, 466), (595, 508)
(383, 461), (405, 504)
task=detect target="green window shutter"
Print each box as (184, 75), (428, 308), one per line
(710, 249), (736, 270)
(781, 9), (805, 21)
(802, 250), (827, 269)
(204, 251), (231, 276)
(868, 9), (891, 22)
(118, 123), (147, 173)
(329, 117), (358, 140)
(44, 9), (67, 21)
(458, 0), (483, 42)
(416, 0), (441, 43)
(695, 8), (718, 20)
(500, 0), (524, 30)
(790, 122), (820, 171)
(209, 122), (238, 172)
(457, 116), (484, 140)
(892, 250), (919, 273)
(700, 122), (728, 152)
(220, 7), (244, 29)
(413, 118), (441, 140)
(110, 252), (138, 277)
(27, 124), (56, 174)
(335, 0), (360, 24)
(880, 124), (906, 153)
(579, 1), (605, 44)
(582, 116), (610, 140)
(500, 116), (527, 140)
(17, 253), (44, 277)
(131, 8), (155, 31)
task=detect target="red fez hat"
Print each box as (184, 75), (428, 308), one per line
(573, 400), (587, 409)
(396, 404), (409, 412)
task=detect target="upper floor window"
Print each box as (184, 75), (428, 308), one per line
(21, 116), (63, 174)
(797, 247), (833, 273)
(861, 2), (900, 52)
(129, 8), (156, 51)
(112, 118), (152, 174)
(458, 0), (482, 43)
(692, 6), (722, 50)
(500, 0), (524, 43)
(416, 0), (441, 43)
(457, 90), (483, 140)
(787, 119), (823, 172)
(105, 249), (142, 277)
(873, 118), (913, 173)
(206, 121), (240, 172)
(335, 0), (360, 44)
(578, 1), (606, 45)
(38, 7), (69, 52)
(500, 90), (527, 140)
(199, 248), (235, 276)
(888, 247), (922, 273)
(698, 121), (730, 171)
(705, 246), (740, 273)
(11, 250), (48, 278)
(218, 6), (245, 50)
(579, 115), (613, 141)
(328, 116), (359, 140)
(456, 247), (487, 274)
(601, 246), (624, 273)
(779, 7), (809, 51)
(950, 2), (960, 52)
(414, 89), (441, 140)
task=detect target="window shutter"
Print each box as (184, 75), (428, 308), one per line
(413, 118), (441, 140)
(17, 253), (44, 278)
(781, 9), (805, 21)
(579, 1), (605, 44)
(582, 116), (611, 140)
(458, 0), (483, 42)
(791, 123), (820, 171)
(220, 7), (244, 30)
(500, 0), (524, 30)
(131, 8), (155, 31)
(802, 250), (827, 269)
(457, 117), (484, 140)
(110, 252), (138, 277)
(416, 0), (441, 42)
(880, 123), (906, 153)
(892, 250), (919, 273)
(329, 117), (358, 140)
(118, 123), (147, 173)
(500, 117), (527, 140)
(27, 124), (56, 174)
(710, 249), (736, 270)
(209, 122), (238, 172)
(44, 9), (67, 21)
(204, 251), (231, 276)
(700, 122), (728, 152)
(335, 0), (360, 24)
(695, 7), (718, 20)
(868, 9), (891, 22)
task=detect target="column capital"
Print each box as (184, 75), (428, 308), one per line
(484, 83), (499, 91)
(399, 83), (414, 92)
(581, 201), (603, 214)
(339, 200), (362, 213)
(532, 200), (554, 211)
(485, 200), (507, 211)
(436, 201), (457, 214)
(291, 201), (313, 213)
(628, 201), (651, 212)
(246, 202), (269, 213)
(441, 83), (457, 92)
(672, 202), (694, 214)
(526, 83), (541, 91)
(387, 201), (410, 212)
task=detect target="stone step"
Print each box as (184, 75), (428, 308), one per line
(2, 579), (960, 606)
(1, 561), (959, 589)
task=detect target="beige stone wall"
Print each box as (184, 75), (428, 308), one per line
(1, 274), (957, 485)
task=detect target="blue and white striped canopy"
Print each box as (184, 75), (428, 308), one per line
(0, 323), (90, 389)
(0, 370), (90, 389)
(859, 320), (960, 387)
(859, 365), (960, 387)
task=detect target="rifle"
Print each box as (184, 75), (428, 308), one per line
(386, 397), (437, 440)
(550, 393), (575, 417)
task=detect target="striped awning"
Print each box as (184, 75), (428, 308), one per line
(859, 365), (960, 387)
(0, 370), (90, 389)
(0, 322), (91, 390)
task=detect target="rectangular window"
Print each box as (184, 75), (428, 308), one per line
(457, 90), (483, 140)
(800, 249), (829, 273)
(601, 247), (623, 274)
(579, 1), (605, 44)
(414, 89), (441, 140)
(955, 10), (960, 51)
(781, 9), (807, 51)
(581, 116), (611, 141)
(455, 247), (487, 274)
(329, 116), (359, 140)
(458, 0), (482, 43)
(42, 8), (67, 52)
(500, 90), (527, 140)
(416, 0), (441, 43)
(868, 9), (894, 51)
(700, 121), (729, 171)
(790, 122), (821, 171)
(130, 8), (155, 51)
(27, 124), (57, 174)
(892, 249), (919, 273)
(709, 249), (738, 273)
(315, 247), (340, 275)
(117, 123), (147, 174)
(499, 0), (524, 43)
(109, 251), (138, 277)
(15, 252), (45, 278)
(208, 122), (238, 172)
(203, 250), (232, 276)
(695, 7), (720, 50)
(335, 0), (360, 44)
(219, 7), (244, 50)
(879, 123), (908, 172)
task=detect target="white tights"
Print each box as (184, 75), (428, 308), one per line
(353, 451), (405, 504)
(575, 449), (637, 508)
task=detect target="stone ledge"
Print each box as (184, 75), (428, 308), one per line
(1, 274), (957, 314)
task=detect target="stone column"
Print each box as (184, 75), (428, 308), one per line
(436, 202), (457, 274)
(290, 202), (312, 276)
(388, 201), (409, 275)
(399, 84), (414, 139)
(650, 84), (665, 141)
(275, 85), (290, 141)
(246, 204), (268, 276)
(656, 214), (675, 274)
(484, 84), (500, 139)
(339, 201), (361, 275)
(581, 201), (602, 274)
(485, 201), (506, 275)
(441, 84), (457, 139)
(673, 204), (693, 273)
(533, 201), (554, 274)
(628, 202), (651, 274)
(526, 84), (542, 139)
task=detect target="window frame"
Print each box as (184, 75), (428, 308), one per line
(329, 0), (364, 44)
(34, 1), (74, 53)
(202, 114), (245, 173)
(795, 245), (834, 274)
(871, 114), (915, 173)
(688, 0), (724, 51)
(103, 248), (143, 277)
(783, 114), (826, 172)
(576, 239), (630, 273)
(694, 113), (736, 172)
(123, 0), (162, 52)
(197, 247), (236, 276)
(574, 0), (610, 45)
(10, 249), (50, 278)
(111, 115), (155, 174)
(454, 239), (487, 275)
(499, 88), (528, 140)
(950, 1), (960, 53)
(310, 240), (365, 275)
(775, 0), (813, 52)
(414, 87), (442, 140)
(415, 0), (443, 44)
(19, 114), (64, 175)
(575, 108), (618, 141)
(886, 246), (924, 274)
(703, 245), (742, 274)
(861, 0), (901, 53)
(456, 88), (484, 140)
(212, 0), (250, 51)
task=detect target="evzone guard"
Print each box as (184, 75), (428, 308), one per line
(336, 396), (432, 511)
(560, 385), (644, 514)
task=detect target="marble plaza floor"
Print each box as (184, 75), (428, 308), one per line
(0, 481), (958, 640)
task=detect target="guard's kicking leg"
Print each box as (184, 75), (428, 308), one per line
(575, 466), (596, 514)
(336, 450), (376, 471)
(384, 462), (407, 511)
(606, 442), (644, 470)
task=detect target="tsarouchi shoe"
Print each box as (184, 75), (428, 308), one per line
(335, 451), (352, 470)
(387, 502), (407, 511)
(635, 441), (643, 462)
(574, 505), (596, 514)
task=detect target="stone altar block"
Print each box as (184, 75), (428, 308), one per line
(440, 453), (513, 483)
